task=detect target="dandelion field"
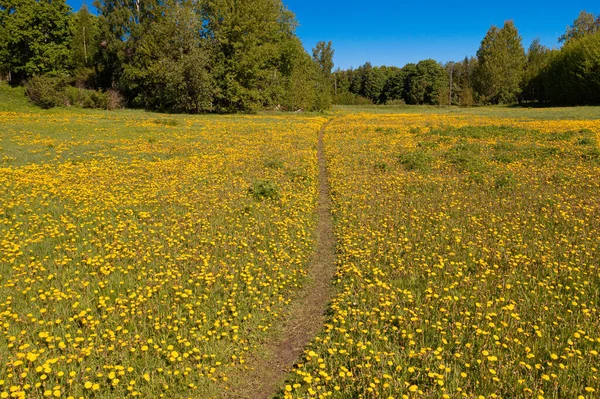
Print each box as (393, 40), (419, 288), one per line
(1, 100), (600, 399)
(0, 108), (325, 398)
(286, 112), (600, 398)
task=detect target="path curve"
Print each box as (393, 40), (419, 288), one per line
(223, 118), (337, 398)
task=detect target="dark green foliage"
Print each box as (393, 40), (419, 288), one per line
(333, 91), (373, 105)
(5, 2), (600, 112)
(25, 75), (65, 108)
(282, 51), (319, 110)
(25, 75), (116, 109)
(0, 0), (72, 82)
(249, 180), (279, 201)
(379, 68), (405, 104)
(406, 59), (447, 105)
(520, 39), (552, 103)
(474, 21), (526, 104)
(202, 0), (319, 112)
(453, 57), (478, 106)
(313, 41), (334, 79)
(119, 0), (214, 113)
(69, 5), (99, 71)
(1, 0), (328, 112)
(544, 32), (600, 105)
(311, 41), (335, 110)
(337, 60), (446, 106)
(350, 62), (386, 103)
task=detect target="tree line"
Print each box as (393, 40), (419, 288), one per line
(0, 0), (334, 112)
(333, 11), (600, 107)
(1, 2), (598, 111)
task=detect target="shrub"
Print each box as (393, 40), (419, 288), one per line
(385, 99), (407, 106)
(26, 76), (119, 110)
(88, 91), (109, 109)
(334, 92), (373, 105)
(73, 67), (96, 89)
(106, 89), (124, 110)
(249, 180), (279, 201)
(25, 76), (65, 109)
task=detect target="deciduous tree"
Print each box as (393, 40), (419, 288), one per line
(474, 21), (526, 104)
(559, 11), (600, 43)
(0, 0), (72, 82)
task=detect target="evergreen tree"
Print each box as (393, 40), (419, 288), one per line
(354, 62), (386, 103)
(379, 66), (403, 103)
(400, 63), (417, 104)
(474, 21), (526, 104)
(454, 57), (477, 106)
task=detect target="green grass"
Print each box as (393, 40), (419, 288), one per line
(284, 112), (600, 399)
(334, 103), (600, 120)
(0, 95), (327, 398)
(3, 81), (600, 398)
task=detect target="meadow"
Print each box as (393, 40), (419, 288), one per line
(1, 85), (600, 398)
(285, 113), (600, 398)
(0, 88), (326, 398)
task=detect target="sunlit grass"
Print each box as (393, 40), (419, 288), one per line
(285, 113), (600, 398)
(3, 85), (600, 398)
(0, 104), (326, 398)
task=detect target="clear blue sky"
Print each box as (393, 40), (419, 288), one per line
(68, 0), (598, 70)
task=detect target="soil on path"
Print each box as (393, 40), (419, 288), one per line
(223, 119), (337, 399)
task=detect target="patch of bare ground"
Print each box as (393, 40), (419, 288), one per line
(220, 119), (336, 399)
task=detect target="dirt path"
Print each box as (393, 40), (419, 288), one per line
(223, 119), (337, 399)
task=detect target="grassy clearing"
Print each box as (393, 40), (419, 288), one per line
(284, 113), (600, 398)
(333, 104), (600, 120)
(0, 99), (326, 398)
(3, 84), (600, 398)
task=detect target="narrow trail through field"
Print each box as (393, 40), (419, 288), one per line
(223, 119), (337, 399)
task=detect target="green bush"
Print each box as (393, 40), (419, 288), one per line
(334, 92), (373, 105)
(25, 77), (118, 110)
(249, 180), (279, 201)
(25, 76), (65, 108)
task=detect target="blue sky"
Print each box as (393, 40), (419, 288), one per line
(68, 0), (598, 70)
